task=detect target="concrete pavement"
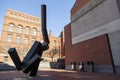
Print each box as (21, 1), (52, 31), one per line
(0, 68), (120, 80)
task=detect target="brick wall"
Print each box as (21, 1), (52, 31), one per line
(64, 24), (112, 65)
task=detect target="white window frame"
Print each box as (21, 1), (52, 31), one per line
(24, 37), (28, 44)
(8, 24), (14, 32)
(7, 35), (12, 42)
(32, 28), (37, 35)
(32, 38), (35, 43)
(17, 25), (22, 33)
(25, 27), (30, 35)
(16, 36), (21, 43)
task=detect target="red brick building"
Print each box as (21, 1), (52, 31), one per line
(63, 0), (120, 73)
(0, 9), (61, 63)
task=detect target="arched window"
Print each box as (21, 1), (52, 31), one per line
(32, 28), (37, 35)
(7, 35), (12, 42)
(22, 16), (25, 20)
(14, 14), (17, 18)
(30, 18), (32, 22)
(10, 13), (13, 17)
(32, 38), (35, 44)
(32, 18), (34, 22)
(56, 41), (59, 46)
(54, 40), (57, 46)
(26, 17), (28, 21)
(25, 27), (30, 34)
(8, 23), (14, 32)
(16, 36), (21, 43)
(4, 56), (8, 61)
(24, 37), (28, 44)
(23, 48), (28, 54)
(17, 25), (22, 33)
(18, 15), (21, 19)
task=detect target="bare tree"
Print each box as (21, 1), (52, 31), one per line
(49, 47), (59, 62)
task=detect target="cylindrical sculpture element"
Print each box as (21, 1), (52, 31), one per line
(41, 4), (49, 44)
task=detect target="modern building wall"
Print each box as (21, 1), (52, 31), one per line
(65, 24), (114, 72)
(71, 0), (120, 44)
(64, 0), (120, 73)
(71, 0), (91, 15)
(108, 30), (120, 73)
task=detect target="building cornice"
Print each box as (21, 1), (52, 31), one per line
(7, 9), (40, 19)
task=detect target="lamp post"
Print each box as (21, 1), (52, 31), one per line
(58, 46), (60, 59)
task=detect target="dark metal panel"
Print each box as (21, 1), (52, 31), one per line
(8, 48), (22, 70)
(23, 54), (41, 76)
(116, 0), (120, 13)
(22, 41), (42, 64)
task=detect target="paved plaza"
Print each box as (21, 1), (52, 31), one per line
(0, 68), (120, 80)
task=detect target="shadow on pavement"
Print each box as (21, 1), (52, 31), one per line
(0, 62), (16, 71)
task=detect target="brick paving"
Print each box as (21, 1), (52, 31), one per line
(0, 68), (120, 80)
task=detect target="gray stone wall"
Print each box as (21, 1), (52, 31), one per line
(71, 0), (120, 44)
(108, 30), (120, 73)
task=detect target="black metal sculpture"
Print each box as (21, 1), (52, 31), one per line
(8, 4), (49, 77)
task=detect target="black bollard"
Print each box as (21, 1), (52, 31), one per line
(87, 61), (94, 73)
(73, 62), (76, 71)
